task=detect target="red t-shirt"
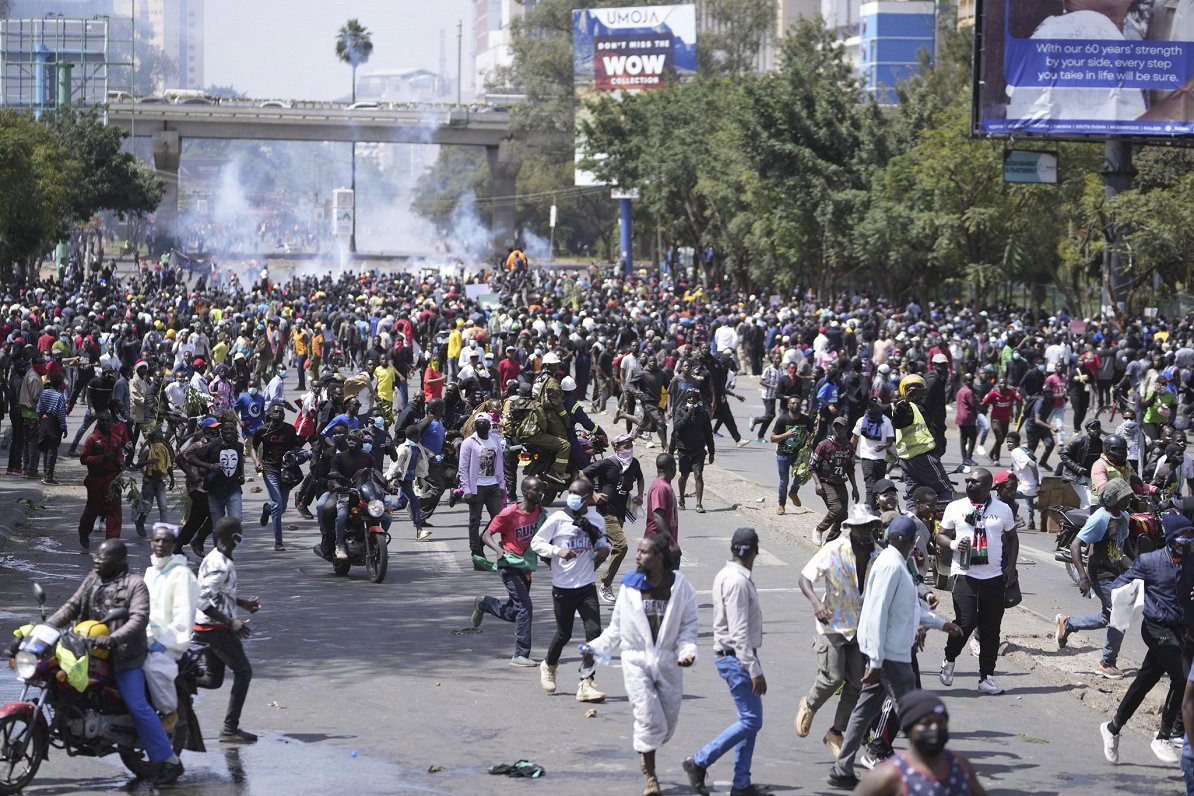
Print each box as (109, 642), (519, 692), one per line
(497, 357), (521, 387)
(981, 388), (1020, 422)
(486, 504), (543, 554)
(644, 477), (679, 543)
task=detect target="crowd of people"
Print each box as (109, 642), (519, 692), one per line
(4, 253), (1194, 793)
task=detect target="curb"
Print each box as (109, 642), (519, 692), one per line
(0, 477), (45, 556)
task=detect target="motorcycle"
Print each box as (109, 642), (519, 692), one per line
(1051, 492), (1170, 585)
(513, 427), (609, 504)
(314, 469), (391, 582)
(0, 584), (206, 793)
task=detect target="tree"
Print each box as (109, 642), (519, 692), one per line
(698, 0), (775, 76)
(0, 109), (77, 282)
(335, 19), (374, 102)
(205, 84), (246, 99)
(42, 106), (163, 223)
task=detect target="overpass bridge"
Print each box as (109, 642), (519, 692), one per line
(107, 101), (520, 247)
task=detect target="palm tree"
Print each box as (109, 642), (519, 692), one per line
(335, 19), (373, 103)
(335, 19), (372, 253)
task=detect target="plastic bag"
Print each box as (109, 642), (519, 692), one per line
(144, 650), (179, 713)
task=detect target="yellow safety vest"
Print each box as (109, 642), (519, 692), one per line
(895, 403), (936, 459)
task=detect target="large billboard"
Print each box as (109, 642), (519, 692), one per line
(573, 4), (697, 93)
(573, 4), (697, 185)
(974, 0), (1194, 140)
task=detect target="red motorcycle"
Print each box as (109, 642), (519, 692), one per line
(0, 584), (206, 793)
(1051, 493), (1170, 585)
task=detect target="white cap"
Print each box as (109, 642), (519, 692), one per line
(932, 353), (949, 364)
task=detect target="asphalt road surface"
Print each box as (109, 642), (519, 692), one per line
(0, 374), (1182, 795)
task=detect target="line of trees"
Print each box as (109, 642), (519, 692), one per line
(0, 107), (163, 283)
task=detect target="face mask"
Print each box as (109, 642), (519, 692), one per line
(566, 493), (585, 512)
(151, 553), (173, 569)
(475, 423), (490, 439)
(374, 417), (385, 429)
(1012, 352), (1020, 360)
(278, 370), (287, 379)
(909, 724), (949, 757)
(1037, 364), (1045, 372)
(362, 443), (373, 454)
(249, 388), (258, 396)
(616, 448), (633, 464)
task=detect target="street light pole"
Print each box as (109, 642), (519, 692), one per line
(456, 20), (462, 107)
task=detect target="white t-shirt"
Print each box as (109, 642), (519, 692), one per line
(1010, 447), (1040, 497)
(852, 415), (895, 461)
(941, 497), (1016, 581)
(476, 435), (500, 487)
(714, 325), (737, 353)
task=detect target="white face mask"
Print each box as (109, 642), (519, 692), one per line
(566, 493), (585, 512)
(151, 554), (173, 569)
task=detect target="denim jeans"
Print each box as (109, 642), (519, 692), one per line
(776, 453), (798, 506)
(139, 477), (169, 525)
(113, 665), (174, 762)
(208, 491), (243, 523)
(481, 567), (533, 658)
(1183, 752), (1194, 795)
(262, 472), (290, 545)
(396, 479), (423, 529)
(1064, 576), (1124, 667)
(694, 655), (763, 791)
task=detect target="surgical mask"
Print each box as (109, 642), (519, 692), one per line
(908, 724), (949, 757)
(1012, 352), (1020, 360)
(1037, 364), (1045, 372)
(373, 417), (385, 429)
(566, 493), (585, 512)
(277, 370), (287, 379)
(249, 388), (258, 396)
(151, 554), (173, 569)
(362, 443), (373, 454)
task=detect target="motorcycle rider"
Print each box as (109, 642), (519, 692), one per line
(325, 429), (385, 560)
(890, 375), (954, 509)
(527, 352), (571, 487)
(1092, 433), (1157, 498)
(1059, 419), (1104, 508)
(49, 539), (184, 785)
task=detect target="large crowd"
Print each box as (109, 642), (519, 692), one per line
(3, 250), (1194, 794)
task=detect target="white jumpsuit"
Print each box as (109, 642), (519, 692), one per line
(588, 571), (700, 753)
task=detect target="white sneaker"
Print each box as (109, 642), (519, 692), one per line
(598, 585), (616, 604)
(977, 677), (1003, 695)
(1100, 722), (1119, 764)
(939, 660), (955, 687)
(334, 544), (348, 560)
(1151, 737), (1180, 764)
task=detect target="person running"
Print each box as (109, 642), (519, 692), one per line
(671, 389), (715, 514)
(586, 534), (699, 796)
(810, 417), (860, 546)
(473, 476), (547, 667)
(585, 433), (645, 603)
(530, 479), (611, 703)
(682, 528), (767, 796)
(770, 396), (814, 516)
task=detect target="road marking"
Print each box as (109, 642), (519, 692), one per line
(696, 587), (801, 595)
(1018, 541), (1065, 571)
(412, 541), (463, 574)
(702, 539), (786, 567)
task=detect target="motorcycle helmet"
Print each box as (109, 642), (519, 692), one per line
(898, 374), (926, 398)
(74, 620), (112, 660)
(1085, 418), (1103, 434)
(1103, 434), (1127, 466)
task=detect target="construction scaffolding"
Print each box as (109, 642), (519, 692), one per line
(0, 16), (133, 111)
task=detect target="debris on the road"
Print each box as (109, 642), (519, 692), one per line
(584, 709), (597, 718)
(268, 701), (286, 709)
(288, 523), (300, 530)
(250, 485), (264, 493)
(428, 764), (445, 773)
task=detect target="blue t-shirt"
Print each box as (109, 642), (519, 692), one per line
(1077, 507), (1128, 547)
(322, 413), (361, 438)
(1185, 660), (1194, 764)
(233, 393), (265, 434)
(421, 419), (445, 455)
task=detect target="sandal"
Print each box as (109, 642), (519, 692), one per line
(509, 761), (545, 778)
(487, 760), (528, 775)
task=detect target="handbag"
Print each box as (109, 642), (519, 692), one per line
(1003, 575), (1023, 608)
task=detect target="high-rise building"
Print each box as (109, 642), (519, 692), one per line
(857, 1), (935, 102)
(127, 0), (204, 91)
(474, 0), (521, 98)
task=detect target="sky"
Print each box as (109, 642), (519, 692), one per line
(204, 0), (474, 101)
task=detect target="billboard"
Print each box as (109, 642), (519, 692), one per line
(573, 4), (697, 185)
(573, 5), (697, 93)
(974, 0), (1194, 140)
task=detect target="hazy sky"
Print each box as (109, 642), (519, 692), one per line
(204, 0), (474, 101)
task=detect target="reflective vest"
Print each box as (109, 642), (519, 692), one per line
(895, 403), (936, 459)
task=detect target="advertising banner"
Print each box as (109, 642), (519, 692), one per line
(573, 4), (696, 185)
(974, 0), (1194, 139)
(1002, 149), (1058, 183)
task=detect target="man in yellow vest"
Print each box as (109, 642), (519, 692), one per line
(890, 375), (954, 509)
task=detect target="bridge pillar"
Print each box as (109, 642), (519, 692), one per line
(486, 141), (521, 250)
(152, 130), (181, 254)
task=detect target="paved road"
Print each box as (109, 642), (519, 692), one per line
(0, 376), (1182, 795)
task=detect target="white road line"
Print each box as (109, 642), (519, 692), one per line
(753, 550), (786, 567)
(415, 541), (463, 574)
(1018, 541), (1066, 570)
(696, 587), (801, 595)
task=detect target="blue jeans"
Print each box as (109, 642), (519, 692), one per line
(776, 453), (798, 506)
(481, 567), (533, 657)
(113, 665), (173, 762)
(1182, 753), (1194, 795)
(208, 491), (243, 523)
(263, 472), (290, 545)
(396, 479), (422, 529)
(695, 655), (762, 791)
(397, 379), (408, 409)
(1064, 576), (1125, 667)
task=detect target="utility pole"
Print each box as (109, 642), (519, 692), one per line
(456, 19), (462, 107)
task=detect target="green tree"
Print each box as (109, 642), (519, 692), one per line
(698, 0), (775, 76)
(43, 106), (163, 223)
(0, 109), (77, 282)
(335, 19), (374, 103)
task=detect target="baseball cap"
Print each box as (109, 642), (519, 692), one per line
(932, 353), (949, 364)
(992, 470), (1016, 486)
(199, 417), (220, 429)
(886, 515), (918, 543)
(730, 527), (759, 554)
(831, 416), (848, 428)
(873, 478), (897, 494)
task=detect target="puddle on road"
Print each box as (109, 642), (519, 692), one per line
(2, 732), (449, 795)
(0, 557), (82, 580)
(32, 537), (85, 557)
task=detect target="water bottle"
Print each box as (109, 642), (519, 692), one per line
(958, 537), (972, 570)
(579, 643), (611, 666)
